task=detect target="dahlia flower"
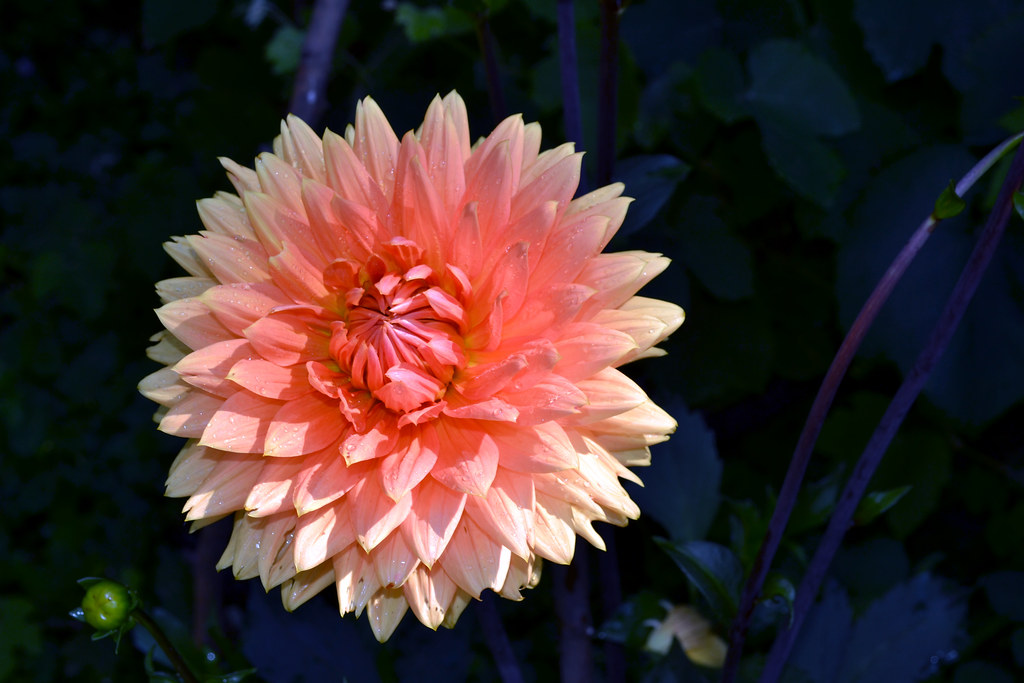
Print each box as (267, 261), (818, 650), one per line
(140, 92), (682, 641)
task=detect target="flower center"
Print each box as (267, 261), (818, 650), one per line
(323, 239), (467, 415)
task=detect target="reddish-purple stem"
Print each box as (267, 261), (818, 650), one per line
(596, 0), (620, 186)
(721, 133), (1024, 681)
(758, 139), (1024, 683)
(288, 0), (349, 127)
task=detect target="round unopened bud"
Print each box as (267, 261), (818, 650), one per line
(81, 580), (133, 630)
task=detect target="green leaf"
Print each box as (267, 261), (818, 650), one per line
(788, 468), (844, 536)
(838, 574), (965, 683)
(1012, 628), (1024, 667)
(0, 598), (42, 679)
(837, 145), (1024, 425)
(694, 48), (746, 123)
(629, 405), (722, 541)
(747, 40), (860, 137)
(788, 583), (853, 683)
(1013, 191), (1024, 221)
(206, 669), (259, 683)
(142, 0), (218, 46)
(853, 486), (912, 526)
(758, 115), (846, 207)
(265, 25), (304, 77)
(600, 591), (669, 648)
(934, 181), (967, 219)
(953, 661), (1015, 683)
(760, 574), (796, 626)
(676, 196), (754, 301)
(983, 571), (1024, 621)
(615, 155), (691, 237)
(395, 3), (473, 43)
(656, 539), (743, 624)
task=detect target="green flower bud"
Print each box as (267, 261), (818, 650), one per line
(81, 580), (134, 631)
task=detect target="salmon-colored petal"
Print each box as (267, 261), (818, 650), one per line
(159, 390), (223, 438)
(292, 443), (371, 515)
(165, 441), (218, 498)
(155, 298), (234, 351)
(293, 500), (357, 572)
(199, 390), (281, 453)
(350, 475), (413, 552)
(255, 152), (306, 217)
(569, 367), (648, 423)
(366, 587), (409, 642)
(333, 544), (379, 617)
(183, 453), (263, 521)
(256, 513), (299, 589)
(187, 232), (272, 285)
(174, 339), (258, 396)
(227, 359), (312, 400)
(438, 517), (511, 597)
(244, 305), (332, 367)
(139, 366), (190, 407)
(441, 396), (519, 422)
(199, 283), (292, 336)
(463, 139), (512, 240)
(220, 156), (259, 194)
(511, 148), (581, 223)
(244, 456), (306, 517)
(431, 420), (499, 496)
(164, 237), (212, 278)
(464, 468), (534, 559)
(532, 493), (577, 564)
(400, 477), (466, 567)
(265, 391), (344, 457)
(379, 428), (439, 501)
(353, 97), (400, 200)
(372, 530), (420, 589)
(578, 251), (671, 314)
(281, 562), (336, 611)
(196, 195), (255, 240)
(500, 374), (587, 425)
(553, 323), (638, 381)
(323, 129), (390, 220)
(279, 114), (327, 182)
(403, 564), (457, 630)
(156, 276), (216, 304)
(490, 420), (578, 473)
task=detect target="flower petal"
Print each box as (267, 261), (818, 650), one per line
(293, 500), (357, 573)
(400, 477), (466, 567)
(438, 517), (511, 597)
(244, 305), (333, 367)
(265, 391), (345, 458)
(199, 390), (281, 453)
(431, 420), (499, 496)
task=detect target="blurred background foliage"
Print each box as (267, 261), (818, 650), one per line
(2, 0), (1024, 680)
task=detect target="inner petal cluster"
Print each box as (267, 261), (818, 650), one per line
(321, 238), (467, 417)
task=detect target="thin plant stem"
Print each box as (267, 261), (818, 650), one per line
(475, 13), (506, 124)
(721, 130), (1024, 682)
(599, 531), (626, 683)
(288, 0), (349, 127)
(757, 138), (1024, 683)
(133, 608), (200, 683)
(478, 595), (526, 683)
(553, 550), (594, 683)
(557, 0), (584, 151)
(596, 0), (620, 186)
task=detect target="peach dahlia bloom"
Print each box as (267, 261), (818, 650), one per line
(140, 92), (682, 641)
